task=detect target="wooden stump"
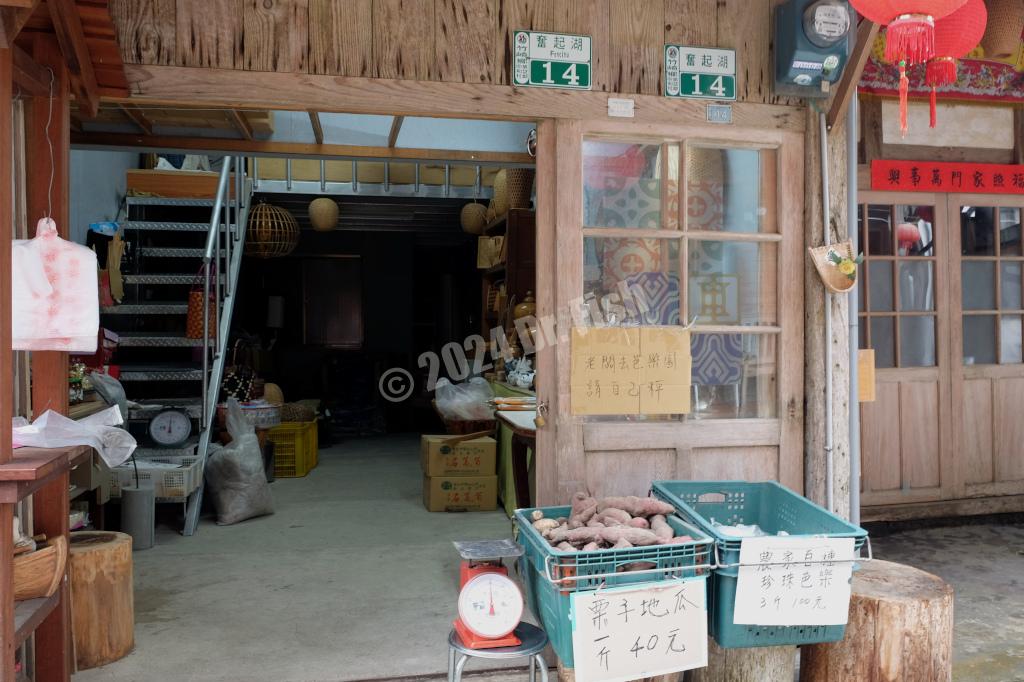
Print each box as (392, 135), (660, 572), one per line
(69, 531), (134, 670)
(688, 640), (796, 682)
(799, 559), (953, 682)
(557, 660), (680, 681)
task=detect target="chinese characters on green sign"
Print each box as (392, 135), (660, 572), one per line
(513, 30), (592, 90)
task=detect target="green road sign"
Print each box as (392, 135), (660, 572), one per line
(665, 44), (737, 101)
(513, 30), (592, 90)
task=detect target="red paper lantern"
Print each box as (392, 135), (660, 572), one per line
(925, 0), (987, 127)
(850, 0), (969, 134)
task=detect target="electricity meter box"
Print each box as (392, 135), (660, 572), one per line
(774, 0), (852, 99)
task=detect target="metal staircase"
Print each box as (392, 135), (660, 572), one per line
(107, 157), (249, 536)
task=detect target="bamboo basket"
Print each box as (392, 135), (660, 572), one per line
(492, 169), (510, 217)
(808, 241), (858, 294)
(14, 535), (68, 600)
(245, 202), (300, 259)
(506, 168), (536, 209)
(980, 0), (1022, 59)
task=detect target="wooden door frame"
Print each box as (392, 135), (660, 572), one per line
(947, 193), (1024, 501)
(855, 190), (955, 508)
(538, 118), (804, 503)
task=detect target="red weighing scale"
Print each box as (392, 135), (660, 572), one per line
(453, 539), (526, 649)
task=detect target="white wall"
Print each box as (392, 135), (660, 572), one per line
(69, 149), (140, 243)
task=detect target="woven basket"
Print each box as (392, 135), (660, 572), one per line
(506, 168), (535, 209)
(14, 535), (67, 600)
(492, 169), (510, 217)
(808, 241), (858, 294)
(980, 0), (1021, 59)
(687, 147), (725, 183)
(246, 202), (300, 259)
(461, 201), (488, 234)
(308, 197), (339, 232)
(280, 402), (316, 422)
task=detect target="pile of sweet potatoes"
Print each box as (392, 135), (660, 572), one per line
(530, 493), (693, 552)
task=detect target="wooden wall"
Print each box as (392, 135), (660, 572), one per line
(109, 0), (795, 105)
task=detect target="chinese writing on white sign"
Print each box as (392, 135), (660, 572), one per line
(571, 579), (708, 682)
(513, 30), (592, 89)
(732, 536), (856, 626)
(664, 45), (737, 101)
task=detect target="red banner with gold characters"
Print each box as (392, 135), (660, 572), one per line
(871, 160), (1024, 195)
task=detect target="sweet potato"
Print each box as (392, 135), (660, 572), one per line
(530, 510), (545, 522)
(568, 492), (599, 529)
(598, 496), (674, 517)
(650, 514), (674, 541)
(585, 519), (606, 528)
(665, 535), (694, 544)
(533, 518), (559, 536)
(581, 541), (600, 552)
(549, 526), (604, 546)
(627, 517), (650, 529)
(599, 526), (661, 547)
(613, 537), (633, 549)
(597, 508), (632, 526)
(556, 542), (577, 552)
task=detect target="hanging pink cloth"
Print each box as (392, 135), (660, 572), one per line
(11, 218), (98, 352)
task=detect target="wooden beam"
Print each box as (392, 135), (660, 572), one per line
(71, 131), (536, 165)
(387, 115), (404, 147)
(0, 0), (39, 49)
(118, 103), (152, 135)
(228, 109), (253, 140)
(0, 0), (34, 7)
(48, 0), (99, 117)
(1014, 106), (1024, 165)
(827, 20), (879, 131)
(861, 96), (883, 164)
(12, 42), (48, 96)
(118, 64), (806, 133)
(308, 110), (323, 144)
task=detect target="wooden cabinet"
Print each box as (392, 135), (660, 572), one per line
(480, 209), (536, 337)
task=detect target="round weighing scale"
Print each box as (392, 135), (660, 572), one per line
(452, 539), (526, 649)
(147, 409), (192, 448)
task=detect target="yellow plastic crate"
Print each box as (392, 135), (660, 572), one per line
(267, 420), (318, 478)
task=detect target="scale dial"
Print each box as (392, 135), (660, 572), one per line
(148, 409), (192, 447)
(457, 572), (524, 640)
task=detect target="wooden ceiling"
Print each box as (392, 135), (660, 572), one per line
(72, 103), (274, 137)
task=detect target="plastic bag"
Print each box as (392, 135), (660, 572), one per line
(12, 406), (136, 468)
(435, 377), (495, 421)
(204, 398), (274, 525)
(89, 371), (129, 418)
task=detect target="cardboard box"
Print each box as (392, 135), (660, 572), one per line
(420, 435), (497, 477)
(423, 475), (498, 512)
(477, 236), (505, 269)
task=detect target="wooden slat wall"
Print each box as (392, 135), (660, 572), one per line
(109, 0), (793, 104)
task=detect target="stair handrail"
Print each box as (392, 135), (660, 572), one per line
(201, 158), (234, 430)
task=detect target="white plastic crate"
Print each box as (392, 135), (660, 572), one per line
(110, 456), (202, 500)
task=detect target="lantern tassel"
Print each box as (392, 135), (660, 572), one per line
(899, 61), (909, 137)
(930, 87), (937, 128)
(884, 14), (936, 65)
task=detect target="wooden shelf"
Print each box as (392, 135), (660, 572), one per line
(0, 445), (92, 503)
(14, 593), (60, 648)
(68, 399), (107, 421)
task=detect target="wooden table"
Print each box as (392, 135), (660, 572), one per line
(495, 410), (536, 511)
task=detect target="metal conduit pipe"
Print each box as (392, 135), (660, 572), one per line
(847, 35), (862, 527)
(820, 111), (834, 514)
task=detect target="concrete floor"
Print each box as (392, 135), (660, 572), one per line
(77, 434), (525, 682)
(871, 522), (1024, 682)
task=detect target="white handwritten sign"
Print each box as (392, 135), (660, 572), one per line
(733, 536), (855, 626)
(571, 578), (708, 682)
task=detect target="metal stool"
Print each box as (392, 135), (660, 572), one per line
(447, 622), (549, 682)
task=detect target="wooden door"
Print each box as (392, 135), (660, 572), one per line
(948, 195), (1024, 500)
(539, 119), (804, 503)
(856, 192), (954, 508)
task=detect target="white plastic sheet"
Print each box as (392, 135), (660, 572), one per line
(12, 405), (136, 468)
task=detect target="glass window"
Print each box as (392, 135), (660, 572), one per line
(868, 261), (894, 312)
(900, 317), (936, 367)
(999, 208), (1022, 256)
(1001, 262), (1022, 310)
(687, 241), (777, 326)
(895, 206), (935, 257)
(686, 147), (776, 233)
(962, 261), (995, 310)
(866, 205), (894, 255)
(691, 333), (776, 419)
(1001, 315), (1023, 364)
(871, 316), (896, 368)
(962, 206), (996, 256)
(583, 141), (677, 229)
(964, 315), (997, 365)
(898, 262), (935, 311)
(583, 237), (680, 325)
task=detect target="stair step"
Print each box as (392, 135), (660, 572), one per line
(123, 274), (225, 285)
(117, 333), (205, 348)
(126, 196), (216, 207)
(101, 303), (189, 315)
(128, 400), (203, 420)
(119, 364), (205, 381)
(123, 221), (234, 232)
(138, 247), (206, 258)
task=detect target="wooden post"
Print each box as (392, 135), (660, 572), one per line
(803, 106), (851, 519)
(799, 560), (953, 682)
(690, 641), (795, 682)
(1, 43), (16, 682)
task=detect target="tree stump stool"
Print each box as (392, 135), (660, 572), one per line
(799, 559), (953, 682)
(688, 641), (796, 682)
(69, 531), (134, 670)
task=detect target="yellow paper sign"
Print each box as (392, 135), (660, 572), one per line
(571, 326), (691, 415)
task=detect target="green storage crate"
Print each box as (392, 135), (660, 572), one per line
(514, 505), (713, 668)
(651, 480), (868, 649)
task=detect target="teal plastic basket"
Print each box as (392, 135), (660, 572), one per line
(514, 505), (713, 667)
(651, 480), (868, 649)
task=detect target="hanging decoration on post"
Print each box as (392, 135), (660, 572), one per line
(808, 241), (863, 294)
(924, 0), (987, 128)
(848, 0), (969, 135)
